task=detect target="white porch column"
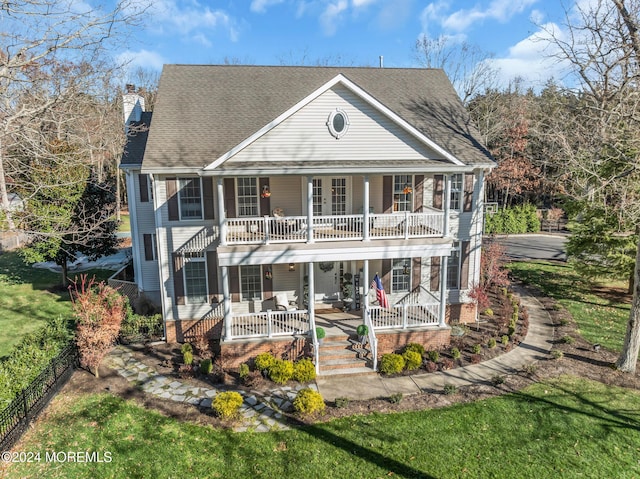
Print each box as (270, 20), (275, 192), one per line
(363, 175), (370, 241)
(438, 255), (449, 327)
(221, 266), (233, 340)
(306, 176), (314, 244)
(216, 177), (227, 246)
(443, 174), (451, 238)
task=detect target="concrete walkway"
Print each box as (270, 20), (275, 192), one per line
(105, 285), (554, 430)
(316, 285), (555, 401)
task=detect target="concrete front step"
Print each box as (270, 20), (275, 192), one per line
(321, 357), (369, 370)
(317, 366), (377, 377)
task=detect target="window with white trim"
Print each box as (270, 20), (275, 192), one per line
(447, 242), (461, 289)
(183, 252), (208, 303)
(178, 178), (203, 219)
(237, 178), (259, 217)
(450, 174), (463, 211)
(393, 175), (412, 212)
(240, 265), (262, 301)
(392, 258), (411, 293)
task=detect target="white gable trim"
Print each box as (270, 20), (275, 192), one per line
(204, 74), (464, 171)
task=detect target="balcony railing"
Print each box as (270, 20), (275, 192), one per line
(225, 211), (444, 245)
(229, 309), (309, 339)
(369, 303), (440, 329)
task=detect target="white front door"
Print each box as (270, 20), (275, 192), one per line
(313, 262), (341, 301)
(312, 177), (348, 216)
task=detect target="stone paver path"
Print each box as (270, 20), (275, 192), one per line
(105, 347), (317, 432)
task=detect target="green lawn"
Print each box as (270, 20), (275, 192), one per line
(6, 376), (640, 478)
(508, 261), (632, 352)
(0, 251), (112, 358)
(117, 213), (130, 233)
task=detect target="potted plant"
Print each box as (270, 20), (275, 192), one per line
(341, 272), (354, 311)
(315, 326), (326, 345)
(356, 324), (368, 343)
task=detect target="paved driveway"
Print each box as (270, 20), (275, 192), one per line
(494, 234), (568, 262)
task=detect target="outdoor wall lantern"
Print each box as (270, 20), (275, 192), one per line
(289, 263), (295, 272)
(402, 264), (410, 275)
(264, 268), (273, 280)
(261, 185), (271, 198)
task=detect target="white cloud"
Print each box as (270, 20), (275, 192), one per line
(116, 49), (167, 74)
(529, 9), (544, 24)
(443, 0), (538, 31)
(352, 0), (376, 7)
(320, 0), (348, 36)
(250, 0), (285, 14)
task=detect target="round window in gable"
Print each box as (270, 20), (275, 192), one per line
(327, 109), (350, 139)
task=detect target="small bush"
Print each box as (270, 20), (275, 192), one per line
(443, 384), (458, 395)
(181, 343), (193, 355)
(293, 388), (325, 415)
(501, 335), (509, 345)
(183, 350), (193, 366)
(293, 358), (316, 382)
(491, 374), (506, 386)
(243, 370), (264, 388)
(472, 344), (482, 355)
(450, 347), (461, 360)
(315, 327), (326, 340)
(388, 393), (403, 404)
(427, 350), (440, 362)
(178, 364), (194, 378)
(269, 359), (294, 384)
(487, 338), (497, 349)
(379, 353), (405, 375)
(483, 308), (494, 317)
(238, 363), (250, 379)
(335, 397), (350, 408)
(213, 391), (244, 419)
(404, 343), (426, 356)
(200, 358), (213, 375)
(470, 354), (482, 364)
(424, 361), (438, 373)
(356, 324), (368, 337)
(254, 352), (276, 372)
(402, 350), (422, 371)
(522, 362), (538, 376)
(561, 335), (575, 345)
(440, 358), (454, 370)
(551, 349), (564, 359)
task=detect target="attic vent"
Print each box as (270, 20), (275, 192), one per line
(327, 109), (350, 139)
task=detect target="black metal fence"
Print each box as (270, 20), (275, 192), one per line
(0, 342), (78, 451)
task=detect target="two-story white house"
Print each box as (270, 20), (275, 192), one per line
(120, 65), (495, 374)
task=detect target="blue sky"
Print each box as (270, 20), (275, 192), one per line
(117, 0), (575, 90)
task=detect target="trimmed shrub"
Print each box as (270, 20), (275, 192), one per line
(501, 335), (510, 345)
(356, 324), (368, 337)
(315, 327), (326, 340)
(293, 388), (325, 415)
(443, 384), (458, 395)
(183, 351), (193, 366)
(427, 350), (440, 363)
(424, 361), (438, 373)
(440, 358), (454, 370)
(551, 349), (564, 359)
(450, 347), (461, 360)
(561, 335), (575, 345)
(472, 344), (482, 354)
(487, 338), (497, 349)
(491, 374), (506, 386)
(404, 342), (426, 356)
(470, 354), (482, 364)
(335, 397), (350, 408)
(181, 343), (193, 355)
(402, 350), (422, 371)
(388, 393), (403, 404)
(238, 363), (250, 379)
(483, 308), (494, 317)
(269, 359), (294, 384)
(293, 358), (316, 382)
(213, 391), (244, 419)
(254, 352), (276, 372)
(379, 353), (405, 375)
(200, 358), (213, 374)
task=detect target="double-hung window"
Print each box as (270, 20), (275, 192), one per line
(450, 174), (463, 211)
(237, 178), (259, 217)
(183, 252), (208, 303)
(178, 178), (203, 219)
(392, 258), (411, 293)
(393, 175), (412, 212)
(447, 242), (461, 289)
(240, 265), (262, 301)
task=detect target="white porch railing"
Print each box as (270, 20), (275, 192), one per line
(229, 309), (309, 339)
(364, 308), (378, 371)
(225, 211), (444, 245)
(369, 303), (440, 329)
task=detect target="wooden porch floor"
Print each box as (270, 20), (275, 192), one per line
(314, 311), (363, 337)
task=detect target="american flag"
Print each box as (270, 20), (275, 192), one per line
(370, 274), (390, 309)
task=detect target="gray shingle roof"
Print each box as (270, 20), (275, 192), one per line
(133, 65), (494, 171)
(121, 112), (152, 166)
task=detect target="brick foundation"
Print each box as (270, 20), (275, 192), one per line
(220, 336), (309, 368)
(165, 317), (223, 343)
(376, 328), (451, 355)
(447, 303), (477, 324)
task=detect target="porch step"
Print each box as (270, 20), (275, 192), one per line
(321, 357), (369, 370)
(317, 336), (374, 376)
(317, 366), (377, 377)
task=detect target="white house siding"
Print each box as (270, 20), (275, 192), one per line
(269, 177), (303, 216)
(224, 85), (442, 167)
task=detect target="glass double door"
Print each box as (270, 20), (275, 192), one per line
(312, 177), (348, 216)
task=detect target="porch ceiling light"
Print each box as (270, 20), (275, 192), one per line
(289, 263), (295, 272)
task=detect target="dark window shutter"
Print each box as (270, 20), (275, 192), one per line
(460, 241), (471, 289)
(143, 234), (154, 261)
(382, 176), (393, 213)
(259, 177), (270, 216)
(206, 251), (219, 303)
(229, 266), (240, 302)
(381, 259), (392, 293)
(463, 174), (474, 213)
(223, 178), (236, 218)
(203, 178), (215, 220)
(139, 174), (149, 203)
(173, 253), (185, 305)
(430, 257), (440, 292)
(433, 175), (443, 210)
(263, 264), (273, 299)
(411, 257), (421, 291)
(166, 178), (179, 221)
(413, 175), (424, 212)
